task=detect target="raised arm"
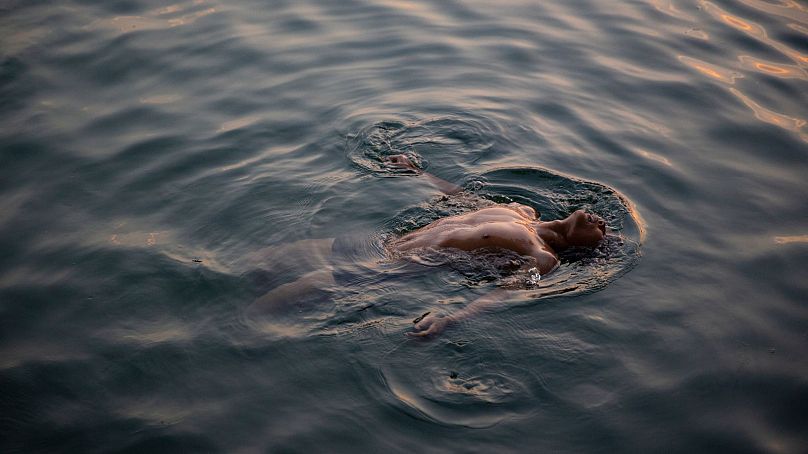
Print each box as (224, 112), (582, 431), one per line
(385, 154), (463, 195)
(408, 287), (513, 337)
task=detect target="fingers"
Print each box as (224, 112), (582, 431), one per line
(413, 318), (431, 331)
(409, 315), (451, 338)
(408, 325), (437, 337)
(409, 319), (434, 337)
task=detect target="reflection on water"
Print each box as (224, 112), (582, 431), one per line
(90, 0), (217, 33)
(738, 55), (808, 80)
(789, 22), (808, 36)
(140, 94), (182, 105)
(678, 55), (742, 84)
(702, 1), (808, 66)
(729, 87), (808, 141)
(673, 2), (808, 143)
(651, 0), (696, 21)
(736, 0), (808, 25)
(774, 235), (808, 244)
(217, 115), (262, 133)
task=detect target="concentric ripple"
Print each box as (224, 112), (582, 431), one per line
(345, 116), (507, 176)
(382, 163), (643, 297)
(379, 350), (543, 428)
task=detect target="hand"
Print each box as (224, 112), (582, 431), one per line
(407, 313), (454, 338)
(385, 154), (419, 171)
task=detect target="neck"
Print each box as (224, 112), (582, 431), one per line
(535, 219), (570, 251)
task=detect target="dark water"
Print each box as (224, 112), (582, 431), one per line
(2, 0), (807, 452)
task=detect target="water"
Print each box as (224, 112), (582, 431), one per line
(1, 0), (806, 452)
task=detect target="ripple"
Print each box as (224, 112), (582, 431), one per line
(139, 94), (182, 105)
(678, 55), (742, 84)
(701, 1), (808, 67)
(738, 55), (808, 79)
(774, 234), (808, 244)
(729, 87), (808, 141)
(89, 0), (218, 34)
(650, 0), (696, 21)
(736, 0), (808, 26)
(380, 356), (541, 428)
(345, 116), (504, 175)
(387, 166), (643, 297)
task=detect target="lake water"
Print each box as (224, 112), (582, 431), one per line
(1, 0), (807, 452)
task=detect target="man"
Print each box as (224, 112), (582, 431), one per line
(384, 154), (606, 336)
(250, 154), (606, 337)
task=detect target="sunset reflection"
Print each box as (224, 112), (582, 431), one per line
(729, 88), (807, 141)
(650, 0), (695, 21)
(678, 56), (741, 84)
(774, 235), (808, 244)
(736, 0), (808, 24)
(701, 1), (808, 66)
(91, 0), (217, 33)
(738, 56), (808, 80)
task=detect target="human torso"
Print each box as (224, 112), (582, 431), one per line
(390, 203), (559, 274)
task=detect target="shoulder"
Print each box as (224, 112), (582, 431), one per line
(528, 246), (559, 275)
(505, 202), (538, 220)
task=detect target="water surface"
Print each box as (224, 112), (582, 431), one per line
(1, 0), (807, 452)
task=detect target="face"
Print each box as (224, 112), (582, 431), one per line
(566, 210), (606, 247)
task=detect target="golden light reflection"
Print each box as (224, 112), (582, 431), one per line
(91, 0), (216, 33)
(620, 192), (647, 244)
(789, 23), (808, 36)
(774, 235), (808, 244)
(114, 323), (195, 345)
(0, 342), (92, 370)
(729, 87), (808, 141)
(375, 0), (457, 27)
(722, 14), (755, 33)
(650, 0), (696, 21)
(117, 399), (194, 427)
(736, 0), (808, 26)
(217, 115), (261, 133)
(149, 0), (206, 17)
(678, 55), (742, 84)
(167, 8), (216, 27)
(701, 2), (766, 36)
(108, 230), (171, 247)
(637, 148), (673, 167)
(738, 55), (808, 80)
(701, 1), (808, 67)
(685, 28), (710, 40)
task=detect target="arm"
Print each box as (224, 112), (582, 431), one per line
(386, 154), (463, 195)
(408, 288), (512, 337)
(407, 255), (555, 337)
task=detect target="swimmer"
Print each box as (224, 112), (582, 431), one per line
(388, 156), (605, 275)
(385, 154), (605, 336)
(249, 154), (606, 337)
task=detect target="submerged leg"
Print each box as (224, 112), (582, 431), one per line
(244, 238), (336, 271)
(247, 269), (337, 314)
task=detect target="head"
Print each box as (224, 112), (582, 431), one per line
(564, 210), (606, 247)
